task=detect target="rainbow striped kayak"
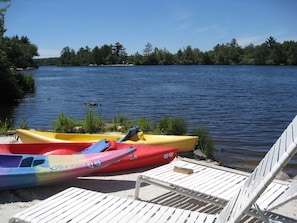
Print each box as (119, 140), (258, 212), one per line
(0, 140), (178, 173)
(0, 147), (135, 190)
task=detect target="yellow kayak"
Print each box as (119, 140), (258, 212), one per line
(16, 129), (198, 152)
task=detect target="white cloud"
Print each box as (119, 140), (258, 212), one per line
(237, 36), (266, 47)
(193, 24), (226, 42)
(176, 23), (191, 31)
(194, 24), (218, 33)
(35, 49), (61, 58)
(176, 12), (190, 21)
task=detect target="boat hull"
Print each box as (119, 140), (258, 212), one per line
(0, 148), (135, 190)
(0, 141), (178, 173)
(99, 142), (177, 172)
(16, 129), (198, 152)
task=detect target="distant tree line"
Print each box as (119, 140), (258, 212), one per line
(0, 0), (36, 102)
(56, 42), (128, 66)
(38, 37), (297, 66)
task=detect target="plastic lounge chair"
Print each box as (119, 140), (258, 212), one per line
(10, 116), (297, 223)
(134, 116), (297, 218)
(135, 158), (292, 211)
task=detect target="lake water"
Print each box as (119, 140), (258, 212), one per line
(2, 65), (297, 176)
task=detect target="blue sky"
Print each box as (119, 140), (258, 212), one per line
(2, 0), (297, 58)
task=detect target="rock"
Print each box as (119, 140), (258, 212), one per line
(276, 171), (290, 181)
(7, 130), (16, 135)
(193, 149), (206, 160)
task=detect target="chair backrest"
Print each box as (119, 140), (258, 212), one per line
(217, 116), (297, 223)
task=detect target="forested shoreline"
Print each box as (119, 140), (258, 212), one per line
(1, 0), (297, 103)
(36, 37), (297, 66)
(0, 1), (36, 102)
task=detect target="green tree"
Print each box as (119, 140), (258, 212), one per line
(183, 45), (195, 64)
(0, 1), (9, 69)
(212, 38), (242, 65)
(201, 51), (213, 65)
(254, 43), (270, 65)
(213, 43), (228, 65)
(282, 40), (297, 65)
(59, 46), (77, 66)
(240, 44), (255, 65)
(4, 35), (39, 68)
(53, 36), (297, 66)
(91, 46), (102, 65)
(265, 36), (277, 49)
(271, 43), (285, 65)
(155, 48), (175, 65)
(227, 38), (242, 64)
(142, 43), (158, 65)
(0, 0), (35, 102)
(143, 42), (153, 56)
(264, 37), (285, 65)
(111, 42), (127, 64)
(77, 46), (91, 66)
(100, 44), (112, 64)
(130, 51), (143, 65)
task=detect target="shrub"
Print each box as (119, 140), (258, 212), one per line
(105, 114), (132, 132)
(192, 127), (214, 159)
(105, 122), (118, 132)
(19, 117), (29, 129)
(158, 116), (187, 135)
(132, 117), (152, 132)
(0, 118), (13, 135)
(53, 112), (77, 133)
(0, 70), (35, 102)
(83, 109), (104, 133)
(16, 73), (35, 93)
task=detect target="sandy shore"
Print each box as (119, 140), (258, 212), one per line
(0, 136), (296, 222)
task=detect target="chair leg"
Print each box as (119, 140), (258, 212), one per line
(253, 203), (272, 223)
(134, 176), (143, 199)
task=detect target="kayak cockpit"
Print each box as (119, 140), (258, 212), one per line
(0, 155), (45, 168)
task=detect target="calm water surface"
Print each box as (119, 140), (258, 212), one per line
(2, 65), (297, 176)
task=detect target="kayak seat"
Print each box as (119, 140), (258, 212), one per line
(19, 156), (45, 167)
(105, 140), (117, 151)
(137, 131), (145, 141)
(0, 155), (22, 167)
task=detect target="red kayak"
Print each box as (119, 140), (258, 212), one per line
(0, 140), (178, 172)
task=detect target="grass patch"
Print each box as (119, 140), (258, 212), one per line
(6, 110), (215, 159)
(156, 116), (187, 135)
(52, 112), (77, 133)
(83, 110), (104, 133)
(192, 127), (214, 159)
(0, 118), (13, 135)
